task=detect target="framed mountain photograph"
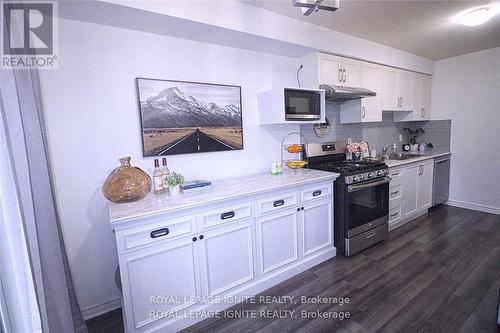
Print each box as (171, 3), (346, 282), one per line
(136, 78), (243, 156)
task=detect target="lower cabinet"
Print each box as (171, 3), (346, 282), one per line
(417, 161), (434, 211)
(389, 159), (435, 230)
(198, 221), (254, 297)
(301, 198), (333, 257)
(119, 237), (201, 331)
(114, 180), (335, 332)
(256, 209), (298, 275)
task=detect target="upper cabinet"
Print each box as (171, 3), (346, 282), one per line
(381, 68), (412, 112)
(394, 73), (432, 122)
(318, 53), (362, 87)
(381, 66), (399, 110)
(298, 52), (432, 123)
(340, 62), (382, 123)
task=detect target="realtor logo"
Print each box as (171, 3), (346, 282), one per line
(1, 1), (58, 68)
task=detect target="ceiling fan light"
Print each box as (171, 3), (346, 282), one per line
(457, 6), (498, 26)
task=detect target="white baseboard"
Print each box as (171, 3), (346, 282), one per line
(445, 200), (500, 216)
(82, 297), (122, 320)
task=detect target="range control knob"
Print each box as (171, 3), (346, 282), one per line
(377, 170), (383, 176)
(352, 176), (358, 182)
(367, 173), (373, 178)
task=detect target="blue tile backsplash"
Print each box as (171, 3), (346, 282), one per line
(300, 103), (451, 154)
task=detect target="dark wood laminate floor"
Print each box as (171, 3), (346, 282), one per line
(85, 205), (500, 333)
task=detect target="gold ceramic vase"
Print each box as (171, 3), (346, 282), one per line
(103, 157), (151, 203)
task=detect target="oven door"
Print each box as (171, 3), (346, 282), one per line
(284, 88), (321, 120)
(345, 176), (390, 237)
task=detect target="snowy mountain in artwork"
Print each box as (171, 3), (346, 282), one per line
(140, 87), (241, 128)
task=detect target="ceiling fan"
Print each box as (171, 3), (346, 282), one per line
(292, 0), (339, 16)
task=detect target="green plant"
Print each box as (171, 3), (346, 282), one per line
(165, 171), (184, 187)
(404, 127), (425, 145)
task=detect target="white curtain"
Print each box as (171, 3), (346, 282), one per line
(0, 105), (42, 333)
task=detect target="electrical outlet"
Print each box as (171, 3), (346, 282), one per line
(399, 134), (403, 142)
(347, 138), (352, 144)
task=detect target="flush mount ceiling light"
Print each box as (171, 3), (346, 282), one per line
(292, 0), (339, 16)
(456, 6), (499, 26)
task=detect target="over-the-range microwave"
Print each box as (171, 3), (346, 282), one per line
(257, 87), (325, 124)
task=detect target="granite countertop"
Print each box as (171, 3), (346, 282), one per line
(109, 169), (339, 225)
(384, 151), (451, 168)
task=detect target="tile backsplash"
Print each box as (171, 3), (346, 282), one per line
(300, 103), (451, 154)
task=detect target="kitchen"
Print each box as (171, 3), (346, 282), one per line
(0, 1), (499, 333)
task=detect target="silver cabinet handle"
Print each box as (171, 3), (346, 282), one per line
(338, 68), (343, 83)
(422, 107), (425, 118)
(400, 97), (403, 109)
(362, 106), (366, 118)
(421, 108), (425, 118)
(343, 69), (347, 83)
(398, 97), (401, 108)
(366, 232), (376, 239)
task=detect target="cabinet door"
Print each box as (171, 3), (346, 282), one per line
(417, 161), (434, 211)
(257, 209), (298, 275)
(301, 198), (333, 257)
(319, 54), (342, 85)
(398, 70), (412, 111)
(341, 58), (362, 87)
(411, 73), (421, 116)
(402, 164), (419, 219)
(119, 237), (200, 330)
(198, 221), (254, 296)
(361, 62), (382, 122)
(420, 75), (431, 120)
(381, 66), (399, 110)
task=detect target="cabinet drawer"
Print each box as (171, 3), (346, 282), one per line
(389, 205), (402, 222)
(256, 191), (299, 215)
(389, 168), (404, 185)
(197, 201), (253, 231)
(117, 215), (195, 253)
(301, 183), (333, 203)
(389, 184), (402, 200)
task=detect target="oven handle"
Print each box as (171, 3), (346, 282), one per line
(348, 177), (392, 192)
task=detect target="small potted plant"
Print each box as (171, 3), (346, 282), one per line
(165, 171), (184, 196)
(404, 128), (433, 151)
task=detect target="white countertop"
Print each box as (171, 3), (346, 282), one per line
(384, 151), (451, 168)
(109, 169), (339, 225)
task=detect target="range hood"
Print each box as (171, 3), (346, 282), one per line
(320, 84), (376, 103)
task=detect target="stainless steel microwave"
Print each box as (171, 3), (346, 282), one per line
(284, 88), (323, 121)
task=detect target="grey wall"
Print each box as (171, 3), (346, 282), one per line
(300, 103), (451, 154)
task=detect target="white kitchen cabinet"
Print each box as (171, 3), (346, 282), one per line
(111, 174), (337, 333)
(198, 221), (254, 297)
(318, 53), (342, 85)
(381, 66), (399, 110)
(341, 58), (362, 87)
(402, 164), (419, 219)
(417, 161), (434, 211)
(419, 75), (431, 120)
(398, 70), (413, 111)
(257, 209), (298, 275)
(119, 237), (201, 331)
(382, 68), (413, 111)
(394, 73), (432, 122)
(318, 53), (361, 87)
(391, 159), (436, 230)
(301, 198), (333, 257)
(340, 62), (382, 123)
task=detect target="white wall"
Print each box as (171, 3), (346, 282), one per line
(40, 18), (299, 317)
(61, 0), (434, 74)
(431, 47), (500, 214)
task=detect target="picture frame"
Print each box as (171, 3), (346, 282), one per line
(136, 77), (243, 157)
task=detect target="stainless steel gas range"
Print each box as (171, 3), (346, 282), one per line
(307, 141), (390, 256)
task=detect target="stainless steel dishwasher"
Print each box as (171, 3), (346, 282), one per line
(433, 155), (451, 206)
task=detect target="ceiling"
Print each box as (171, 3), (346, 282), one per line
(242, 0), (500, 60)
